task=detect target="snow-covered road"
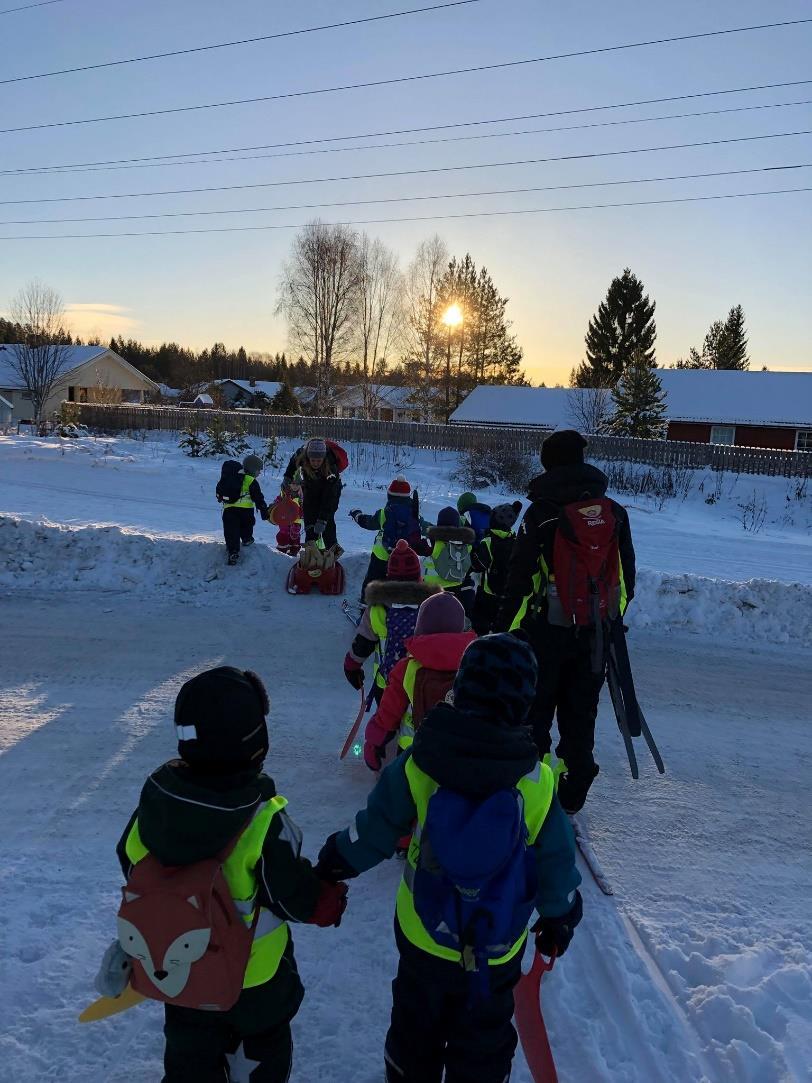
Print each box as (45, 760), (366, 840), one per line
(1, 581), (809, 1082)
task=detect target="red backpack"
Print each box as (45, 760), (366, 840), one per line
(117, 837), (255, 1012)
(325, 439), (349, 473)
(550, 497), (621, 629)
(411, 668), (456, 732)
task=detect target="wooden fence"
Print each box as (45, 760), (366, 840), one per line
(73, 403), (812, 478)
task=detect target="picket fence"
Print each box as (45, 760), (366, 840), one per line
(73, 403), (811, 478)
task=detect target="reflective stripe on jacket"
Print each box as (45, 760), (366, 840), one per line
(124, 795), (290, 989)
(395, 757), (555, 964)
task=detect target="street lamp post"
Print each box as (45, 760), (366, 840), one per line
(441, 303), (463, 421)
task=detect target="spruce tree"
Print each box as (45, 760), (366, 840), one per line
(579, 268), (656, 387)
(270, 381), (301, 414)
(717, 304), (749, 369)
(610, 350), (667, 438)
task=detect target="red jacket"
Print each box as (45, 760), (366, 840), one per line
(364, 630), (477, 748)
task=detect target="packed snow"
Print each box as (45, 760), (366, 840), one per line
(0, 429), (810, 1083)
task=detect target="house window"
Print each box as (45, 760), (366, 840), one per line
(796, 430), (812, 451)
(710, 425), (736, 445)
(21, 390), (32, 400)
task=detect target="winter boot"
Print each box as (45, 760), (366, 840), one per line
(242, 537), (255, 546)
(227, 551), (239, 566)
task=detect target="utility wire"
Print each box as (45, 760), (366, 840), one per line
(3, 163), (808, 226)
(1, 187), (808, 240)
(3, 128), (810, 206)
(0, 1), (481, 85)
(5, 97), (810, 177)
(3, 18), (812, 135)
(0, 0), (63, 15)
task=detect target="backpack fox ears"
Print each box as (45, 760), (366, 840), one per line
(123, 891), (201, 909)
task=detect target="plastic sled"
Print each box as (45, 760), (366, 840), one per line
(286, 560), (345, 596)
(79, 982), (146, 1023)
(269, 495), (301, 527)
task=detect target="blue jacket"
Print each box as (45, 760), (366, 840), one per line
(334, 703), (580, 919)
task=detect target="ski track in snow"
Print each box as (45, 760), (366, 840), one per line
(0, 433), (810, 1082)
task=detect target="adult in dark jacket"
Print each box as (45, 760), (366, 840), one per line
(496, 429), (636, 814)
(282, 437), (342, 548)
(114, 667), (347, 1083)
(317, 634), (582, 1083)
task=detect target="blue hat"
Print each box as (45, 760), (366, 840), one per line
(452, 634), (538, 726)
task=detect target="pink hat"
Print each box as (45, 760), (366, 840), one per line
(414, 592), (465, 636)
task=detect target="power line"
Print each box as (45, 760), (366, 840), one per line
(3, 163), (809, 226)
(0, 1), (481, 85)
(3, 18), (812, 136)
(1, 187), (808, 240)
(3, 128), (810, 205)
(6, 95), (812, 177)
(0, 0), (63, 15)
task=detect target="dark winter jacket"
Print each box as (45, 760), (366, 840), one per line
(283, 447), (342, 524)
(216, 475), (269, 519)
(116, 761), (322, 924)
(331, 703), (581, 919)
(496, 463), (636, 631)
(350, 579), (441, 663)
(354, 495), (431, 556)
(472, 528), (516, 599)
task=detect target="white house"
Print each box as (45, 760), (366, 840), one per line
(331, 385), (443, 422)
(0, 344), (158, 422)
(0, 393), (12, 428)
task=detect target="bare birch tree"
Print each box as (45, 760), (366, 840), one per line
(276, 220), (361, 412)
(355, 235), (403, 418)
(6, 280), (72, 427)
(567, 385), (614, 434)
(403, 234), (448, 421)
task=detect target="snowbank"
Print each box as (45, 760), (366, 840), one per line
(1, 515), (809, 646)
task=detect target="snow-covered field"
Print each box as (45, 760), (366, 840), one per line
(0, 431), (810, 1083)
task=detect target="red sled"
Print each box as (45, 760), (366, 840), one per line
(286, 561), (345, 596)
(514, 950), (558, 1083)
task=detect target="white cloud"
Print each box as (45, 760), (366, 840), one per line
(65, 302), (139, 338)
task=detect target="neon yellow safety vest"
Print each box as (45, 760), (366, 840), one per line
(370, 509), (389, 562)
(396, 758), (555, 964)
(397, 658), (426, 749)
(509, 551), (629, 632)
(124, 796), (290, 989)
(224, 473), (256, 511)
(369, 603), (389, 691)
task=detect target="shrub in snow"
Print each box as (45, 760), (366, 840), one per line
(454, 445), (534, 492)
(598, 460), (694, 508)
(178, 414), (206, 457)
(262, 435), (282, 470)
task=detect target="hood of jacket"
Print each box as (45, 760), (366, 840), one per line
(364, 580), (440, 607)
(527, 462), (608, 507)
(405, 630), (477, 671)
(135, 761), (276, 866)
(428, 524), (476, 545)
(411, 702), (539, 798)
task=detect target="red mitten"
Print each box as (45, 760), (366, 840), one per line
(310, 881), (349, 927)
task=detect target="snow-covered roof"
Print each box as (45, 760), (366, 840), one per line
(332, 384), (423, 409)
(158, 383), (181, 399)
(194, 393), (213, 406)
(0, 344), (108, 389)
(449, 386), (573, 427)
(656, 369), (812, 427)
(217, 379), (284, 398)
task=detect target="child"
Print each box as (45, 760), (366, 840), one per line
(343, 540), (441, 704)
(317, 634), (582, 1083)
(110, 666), (347, 1083)
(350, 477), (430, 602)
(471, 501), (523, 636)
(361, 591), (476, 771)
(457, 491), (493, 545)
(423, 506), (476, 617)
(216, 453), (269, 565)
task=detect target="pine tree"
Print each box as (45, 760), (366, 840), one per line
(270, 381), (300, 414)
(610, 350), (667, 438)
(716, 304), (749, 369)
(578, 268), (656, 387)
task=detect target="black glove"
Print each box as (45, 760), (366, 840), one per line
(532, 891), (583, 958)
(316, 832), (358, 884)
(349, 508), (362, 521)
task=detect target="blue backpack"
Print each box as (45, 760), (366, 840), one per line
(379, 605), (419, 682)
(413, 788), (537, 995)
(381, 499), (419, 553)
(465, 504), (492, 545)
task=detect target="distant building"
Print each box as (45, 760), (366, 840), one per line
(213, 379), (314, 412)
(0, 392), (12, 428)
(450, 372), (812, 452)
(0, 344), (157, 422)
(331, 385), (443, 423)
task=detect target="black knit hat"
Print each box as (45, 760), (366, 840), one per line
(490, 501), (523, 533)
(452, 634), (538, 726)
(175, 666), (270, 771)
(540, 429), (587, 470)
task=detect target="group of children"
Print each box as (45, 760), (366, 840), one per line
(111, 430), (635, 1081)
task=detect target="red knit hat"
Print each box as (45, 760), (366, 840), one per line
(387, 539), (422, 582)
(387, 476), (411, 497)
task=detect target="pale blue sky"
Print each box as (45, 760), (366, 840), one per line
(0, 0), (810, 383)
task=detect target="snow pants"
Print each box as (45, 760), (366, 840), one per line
(384, 921), (521, 1083)
(162, 946), (303, 1083)
(528, 623), (604, 811)
(223, 507), (256, 556)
